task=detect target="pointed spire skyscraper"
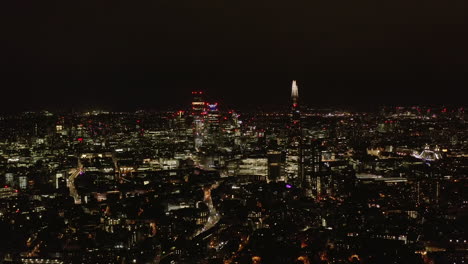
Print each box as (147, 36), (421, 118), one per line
(291, 80), (299, 107)
(285, 80), (303, 188)
(291, 80), (300, 125)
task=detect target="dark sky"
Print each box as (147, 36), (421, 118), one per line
(1, 0), (467, 112)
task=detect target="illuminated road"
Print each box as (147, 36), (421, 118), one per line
(68, 160), (82, 204)
(189, 155), (222, 238)
(193, 182), (220, 238)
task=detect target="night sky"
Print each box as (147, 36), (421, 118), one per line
(1, 0), (467, 112)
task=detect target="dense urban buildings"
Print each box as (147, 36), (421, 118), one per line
(0, 82), (466, 264)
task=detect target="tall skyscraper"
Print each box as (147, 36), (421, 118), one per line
(291, 80), (300, 126)
(302, 139), (323, 199)
(291, 80), (299, 106)
(191, 91), (206, 116)
(204, 102), (221, 145)
(286, 81), (303, 186)
(287, 81), (321, 198)
(191, 91), (206, 148)
(267, 150), (284, 182)
(206, 103), (220, 133)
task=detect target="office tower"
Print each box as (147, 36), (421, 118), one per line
(267, 150), (284, 182)
(286, 80), (303, 185)
(191, 91), (206, 148)
(302, 139), (323, 199)
(291, 80), (300, 126)
(206, 103), (220, 133)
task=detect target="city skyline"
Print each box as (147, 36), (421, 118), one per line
(0, 2), (466, 263)
(0, 91), (465, 264)
(0, 78), (466, 113)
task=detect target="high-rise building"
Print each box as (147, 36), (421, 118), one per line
(18, 176), (27, 190)
(286, 80), (303, 185)
(191, 91), (206, 148)
(191, 91), (206, 114)
(302, 139), (323, 198)
(291, 80), (300, 126)
(5, 173), (14, 187)
(206, 103), (220, 133)
(267, 151), (284, 182)
(291, 80), (299, 106)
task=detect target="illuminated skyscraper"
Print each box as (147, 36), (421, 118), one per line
(291, 80), (299, 106)
(191, 91), (206, 148)
(267, 151), (284, 182)
(291, 80), (300, 126)
(286, 80), (303, 185)
(207, 102), (220, 132)
(287, 80), (319, 198)
(302, 139), (322, 199)
(191, 91), (206, 115)
(204, 102), (221, 145)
